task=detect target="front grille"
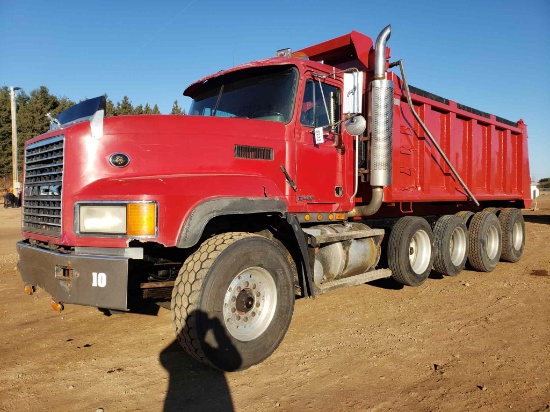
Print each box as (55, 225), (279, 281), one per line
(22, 135), (64, 237)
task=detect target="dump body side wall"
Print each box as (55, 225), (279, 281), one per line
(377, 72), (531, 208)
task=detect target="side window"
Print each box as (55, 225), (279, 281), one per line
(300, 79), (341, 130)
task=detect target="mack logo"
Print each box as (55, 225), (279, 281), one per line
(25, 185), (61, 197)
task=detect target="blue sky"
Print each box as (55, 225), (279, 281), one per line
(1, 0), (549, 181)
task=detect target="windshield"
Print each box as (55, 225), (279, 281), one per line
(188, 66), (298, 123)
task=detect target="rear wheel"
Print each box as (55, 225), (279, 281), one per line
(433, 215), (469, 276)
(388, 217), (434, 286)
(455, 211), (475, 226)
(498, 208), (525, 262)
(468, 211), (502, 272)
(171, 233), (295, 371)
(483, 207), (500, 215)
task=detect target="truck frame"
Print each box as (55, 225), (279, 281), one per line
(17, 25), (531, 371)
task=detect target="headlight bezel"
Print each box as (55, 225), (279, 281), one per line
(75, 201), (158, 238)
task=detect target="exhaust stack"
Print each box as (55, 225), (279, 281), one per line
(349, 25), (394, 217)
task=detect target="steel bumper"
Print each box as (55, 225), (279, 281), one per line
(16, 241), (129, 310)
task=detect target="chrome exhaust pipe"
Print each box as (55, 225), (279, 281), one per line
(374, 25), (392, 80)
(349, 25), (393, 217)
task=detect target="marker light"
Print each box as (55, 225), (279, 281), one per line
(127, 203), (156, 237)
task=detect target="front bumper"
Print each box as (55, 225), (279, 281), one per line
(17, 241), (129, 310)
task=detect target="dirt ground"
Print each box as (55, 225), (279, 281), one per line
(1, 197), (549, 412)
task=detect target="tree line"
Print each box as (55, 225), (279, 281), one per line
(538, 177), (550, 189)
(0, 85), (185, 183)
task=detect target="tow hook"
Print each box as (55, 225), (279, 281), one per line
(50, 300), (64, 312)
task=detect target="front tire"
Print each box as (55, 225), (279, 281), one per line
(171, 233), (295, 371)
(388, 217), (435, 286)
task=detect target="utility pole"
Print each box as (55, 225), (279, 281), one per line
(10, 86), (21, 194)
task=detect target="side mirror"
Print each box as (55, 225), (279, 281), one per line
(344, 115), (366, 136)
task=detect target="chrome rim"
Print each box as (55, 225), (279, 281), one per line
(449, 226), (467, 266)
(409, 230), (431, 274)
(485, 225), (500, 260)
(512, 220), (523, 251)
(223, 267), (277, 341)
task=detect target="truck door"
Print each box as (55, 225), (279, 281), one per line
(294, 78), (349, 207)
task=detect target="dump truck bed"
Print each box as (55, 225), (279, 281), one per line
(385, 73), (531, 208)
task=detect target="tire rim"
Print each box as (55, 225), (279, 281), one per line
(512, 220), (523, 251)
(409, 229), (431, 274)
(449, 226), (467, 266)
(223, 266), (277, 341)
(485, 225), (500, 260)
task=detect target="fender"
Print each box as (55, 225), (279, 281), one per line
(177, 197), (287, 248)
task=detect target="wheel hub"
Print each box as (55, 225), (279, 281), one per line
(408, 230), (431, 274)
(236, 289), (255, 314)
(222, 267), (277, 341)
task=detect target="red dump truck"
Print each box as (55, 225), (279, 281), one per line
(17, 25), (531, 371)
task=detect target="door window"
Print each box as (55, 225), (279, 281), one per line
(300, 79), (341, 131)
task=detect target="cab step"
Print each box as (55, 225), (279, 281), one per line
(316, 268), (392, 294)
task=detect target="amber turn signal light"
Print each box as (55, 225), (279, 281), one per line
(127, 203), (156, 236)
(50, 301), (64, 311)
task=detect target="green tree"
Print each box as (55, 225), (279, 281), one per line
(152, 104), (161, 114)
(171, 100), (184, 115)
(0, 87), (12, 180)
(133, 104), (144, 115)
(105, 95), (116, 117)
(116, 95), (134, 115)
(143, 103), (152, 114)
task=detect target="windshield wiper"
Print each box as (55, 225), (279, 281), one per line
(212, 85), (224, 117)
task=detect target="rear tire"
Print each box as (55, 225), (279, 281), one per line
(433, 215), (469, 276)
(171, 233), (295, 371)
(468, 211), (502, 272)
(498, 208), (525, 263)
(388, 217), (434, 286)
(455, 211), (475, 226)
(483, 207), (500, 215)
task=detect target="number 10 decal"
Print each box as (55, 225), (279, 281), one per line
(92, 272), (107, 287)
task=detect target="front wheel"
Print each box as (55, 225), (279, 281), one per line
(388, 216), (435, 286)
(171, 233), (295, 371)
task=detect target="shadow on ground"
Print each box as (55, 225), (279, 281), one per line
(160, 340), (235, 412)
(523, 214), (550, 225)
(160, 309), (241, 412)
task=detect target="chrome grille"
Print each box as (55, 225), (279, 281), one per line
(22, 135), (64, 237)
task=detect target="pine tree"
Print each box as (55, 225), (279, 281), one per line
(152, 104), (161, 114)
(116, 96), (134, 115)
(105, 95), (116, 117)
(0, 87), (12, 180)
(134, 104), (144, 115)
(171, 100), (184, 115)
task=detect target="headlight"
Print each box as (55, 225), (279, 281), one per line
(78, 203), (156, 236)
(79, 205), (126, 234)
